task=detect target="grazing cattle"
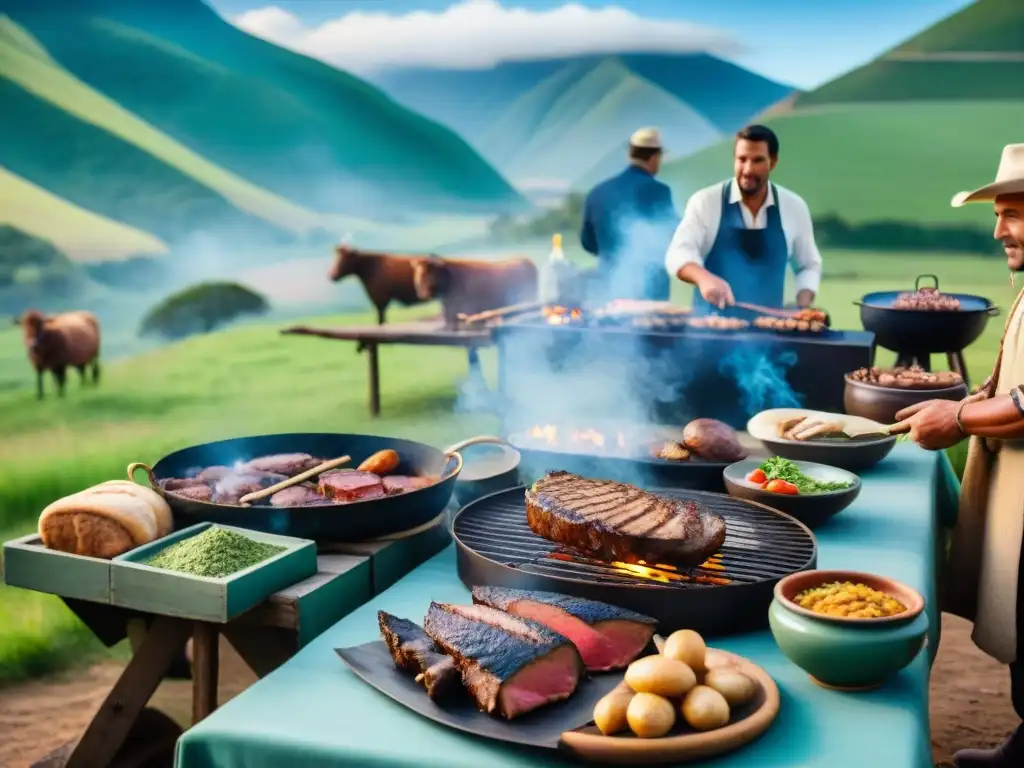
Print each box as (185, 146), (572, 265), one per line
(16, 309), (101, 400)
(411, 257), (539, 329)
(328, 245), (429, 325)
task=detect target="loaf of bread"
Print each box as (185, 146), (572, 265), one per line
(38, 480), (173, 559)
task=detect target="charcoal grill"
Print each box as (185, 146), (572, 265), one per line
(453, 486), (817, 637)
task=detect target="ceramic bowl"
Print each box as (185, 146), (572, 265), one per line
(747, 408), (897, 471)
(844, 377), (968, 425)
(723, 459), (861, 528)
(769, 569), (928, 691)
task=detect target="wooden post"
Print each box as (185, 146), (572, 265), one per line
(367, 342), (381, 417)
(191, 622), (220, 724)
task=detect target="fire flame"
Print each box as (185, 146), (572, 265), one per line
(528, 424), (627, 451)
(548, 552), (730, 585)
(542, 305), (583, 326)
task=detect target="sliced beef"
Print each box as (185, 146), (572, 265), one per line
(161, 477), (207, 491)
(212, 472), (288, 505)
(242, 453), (323, 477)
(167, 483), (213, 502)
(378, 611), (459, 700)
(423, 602), (583, 719)
(195, 465), (232, 483)
(270, 485), (329, 507)
(525, 471), (726, 567)
(318, 471), (385, 502)
(472, 587), (656, 671)
(382, 476), (434, 495)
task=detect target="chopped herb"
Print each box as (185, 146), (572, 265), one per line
(758, 456), (853, 494)
(146, 527), (285, 578)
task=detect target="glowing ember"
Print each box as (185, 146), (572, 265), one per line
(526, 425), (632, 455)
(548, 552), (731, 585)
(542, 305), (583, 326)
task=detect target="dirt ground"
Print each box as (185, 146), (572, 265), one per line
(0, 613), (1018, 768)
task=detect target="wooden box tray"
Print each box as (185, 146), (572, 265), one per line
(111, 523), (317, 623)
(2, 533), (113, 603)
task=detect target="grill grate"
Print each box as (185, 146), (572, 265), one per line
(453, 487), (816, 591)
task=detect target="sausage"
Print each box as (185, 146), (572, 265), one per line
(358, 449), (400, 475)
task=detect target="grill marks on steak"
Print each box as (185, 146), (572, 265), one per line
(471, 587), (656, 672)
(423, 602), (583, 719)
(377, 611), (459, 700)
(525, 471), (726, 566)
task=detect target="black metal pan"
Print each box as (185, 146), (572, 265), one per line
(855, 274), (999, 354)
(127, 433), (462, 542)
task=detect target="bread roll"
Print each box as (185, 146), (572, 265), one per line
(39, 481), (173, 559)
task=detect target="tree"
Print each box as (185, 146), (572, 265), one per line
(139, 281), (269, 340)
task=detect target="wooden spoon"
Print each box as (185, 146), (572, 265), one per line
(238, 455), (351, 506)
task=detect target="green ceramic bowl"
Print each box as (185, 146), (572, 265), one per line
(769, 569), (929, 691)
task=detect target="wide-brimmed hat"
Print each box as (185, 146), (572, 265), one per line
(629, 127), (663, 151)
(952, 143), (1024, 207)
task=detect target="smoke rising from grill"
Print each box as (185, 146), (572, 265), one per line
(718, 347), (804, 415)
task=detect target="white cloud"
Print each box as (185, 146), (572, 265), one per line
(231, 0), (742, 73)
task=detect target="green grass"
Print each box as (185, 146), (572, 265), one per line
(661, 100), (1024, 228)
(0, 249), (1010, 684)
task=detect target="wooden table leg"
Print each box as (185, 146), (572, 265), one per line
(191, 622), (220, 724)
(367, 342), (380, 417)
(64, 616), (191, 768)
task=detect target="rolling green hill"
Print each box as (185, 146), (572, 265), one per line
(661, 0), (1021, 229)
(2, 0), (525, 219)
(374, 53), (793, 189)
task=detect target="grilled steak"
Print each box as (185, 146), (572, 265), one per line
(270, 485), (330, 507)
(525, 471), (726, 567)
(318, 471), (385, 502)
(472, 587), (656, 671)
(378, 611), (459, 699)
(242, 453), (324, 477)
(167, 483), (213, 502)
(423, 602), (583, 719)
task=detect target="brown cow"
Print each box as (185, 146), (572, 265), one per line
(411, 257), (539, 329)
(16, 309), (101, 400)
(328, 245), (429, 325)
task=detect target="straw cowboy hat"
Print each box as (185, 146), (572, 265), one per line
(952, 143), (1024, 206)
(629, 127), (663, 150)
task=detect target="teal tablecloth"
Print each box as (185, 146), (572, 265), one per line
(177, 445), (948, 768)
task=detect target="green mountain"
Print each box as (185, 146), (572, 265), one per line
(373, 53), (794, 188)
(661, 0), (1022, 228)
(0, 0), (525, 255)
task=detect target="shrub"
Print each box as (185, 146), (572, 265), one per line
(139, 281), (269, 340)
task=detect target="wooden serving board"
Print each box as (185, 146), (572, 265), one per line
(559, 649), (779, 765)
(337, 643), (778, 765)
(111, 522), (317, 623)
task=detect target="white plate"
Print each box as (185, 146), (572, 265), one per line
(747, 408), (888, 444)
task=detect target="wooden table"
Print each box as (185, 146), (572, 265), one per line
(23, 517), (452, 768)
(281, 320), (493, 417)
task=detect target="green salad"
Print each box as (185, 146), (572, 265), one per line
(758, 456), (854, 494)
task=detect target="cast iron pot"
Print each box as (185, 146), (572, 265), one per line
(856, 274), (998, 354)
(844, 377), (968, 425)
(128, 432), (462, 542)
(445, 436), (522, 507)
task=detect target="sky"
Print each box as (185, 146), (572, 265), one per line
(211, 0), (974, 89)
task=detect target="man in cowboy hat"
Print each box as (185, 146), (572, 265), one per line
(579, 127), (679, 302)
(890, 143), (1024, 767)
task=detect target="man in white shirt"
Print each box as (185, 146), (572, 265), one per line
(664, 125), (823, 316)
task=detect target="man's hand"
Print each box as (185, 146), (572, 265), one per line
(697, 273), (735, 309)
(890, 399), (965, 450)
(795, 289), (815, 309)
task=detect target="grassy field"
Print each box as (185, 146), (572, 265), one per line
(0, 248), (1013, 684)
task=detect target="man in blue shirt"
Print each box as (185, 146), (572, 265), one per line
(580, 128), (679, 301)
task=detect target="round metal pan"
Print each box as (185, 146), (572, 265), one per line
(127, 432), (462, 542)
(854, 274), (999, 354)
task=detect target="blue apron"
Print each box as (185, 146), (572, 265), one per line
(692, 181), (788, 318)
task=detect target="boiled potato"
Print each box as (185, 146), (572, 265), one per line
(663, 630), (706, 674)
(593, 691), (633, 736)
(626, 692), (675, 738)
(681, 685), (730, 732)
(625, 655), (697, 698)
(705, 668), (757, 707)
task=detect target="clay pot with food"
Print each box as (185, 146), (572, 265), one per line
(843, 375), (968, 425)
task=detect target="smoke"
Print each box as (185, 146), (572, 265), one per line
(718, 347), (804, 415)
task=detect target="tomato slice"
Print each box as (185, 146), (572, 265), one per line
(747, 468), (767, 484)
(765, 479), (799, 495)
